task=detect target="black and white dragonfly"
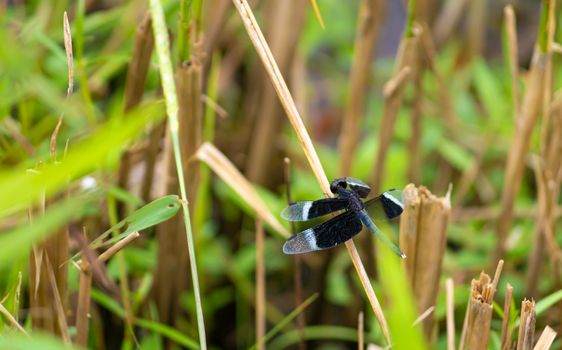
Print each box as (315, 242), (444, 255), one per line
(281, 177), (406, 258)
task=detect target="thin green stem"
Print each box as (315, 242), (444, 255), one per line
(149, 0), (207, 348)
(405, 0), (416, 38)
(537, 0), (551, 53)
(177, 0), (192, 63)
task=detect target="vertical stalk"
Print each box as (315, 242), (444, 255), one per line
(149, 0), (207, 348)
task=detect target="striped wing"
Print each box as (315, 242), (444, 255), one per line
(283, 210), (363, 254)
(281, 198), (348, 222)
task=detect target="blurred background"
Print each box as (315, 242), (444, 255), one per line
(0, 0), (561, 349)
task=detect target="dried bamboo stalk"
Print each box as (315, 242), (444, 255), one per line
(371, 30), (418, 194)
(501, 284), (514, 350)
(400, 184), (450, 338)
(533, 326), (556, 350)
(246, 0), (306, 185)
(459, 261), (504, 350)
(504, 5), (520, 121)
(153, 48), (204, 328)
(446, 278), (455, 350)
(75, 232), (139, 347)
(255, 219), (266, 350)
(517, 299), (536, 350)
(231, 0), (391, 344)
(338, 0), (382, 176)
(494, 0), (553, 264)
(358, 311), (364, 350)
(124, 13), (154, 111)
(284, 157), (306, 350)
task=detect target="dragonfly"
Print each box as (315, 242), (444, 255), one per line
(281, 177), (406, 258)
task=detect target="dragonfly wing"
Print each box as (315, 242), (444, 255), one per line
(363, 189), (405, 221)
(358, 210), (406, 258)
(283, 210), (363, 254)
(344, 177), (371, 198)
(281, 198), (348, 221)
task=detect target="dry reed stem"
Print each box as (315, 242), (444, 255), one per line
(533, 326), (557, 350)
(504, 5), (520, 121)
(446, 278), (455, 350)
(75, 231), (139, 346)
(465, 0), (485, 61)
(501, 284), (514, 350)
(433, 0), (467, 46)
(284, 157), (306, 350)
(124, 13), (154, 111)
(246, 0), (306, 185)
(517, 299), (536, 350)
(371, 30), (418, 194)
(196, 143), (289, 238)
(0, 301), (27, 335)
(231, 0), (391, 344)
(75, 266), (92, 347)
(338, 0), (382, 176)
(495, 0), (555, 263)
(495, 49), (548, 263)
(413, 306), (435, 326)
(459, 260), (503, 350)
(358, 311), (364, 350)
(400, 184), (450, 337)
(382, 66), (412, 98)
(255, 218), (266, 350)
(45, 257), (70, 344)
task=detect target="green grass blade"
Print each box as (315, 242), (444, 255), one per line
(149, 0), (207, 347)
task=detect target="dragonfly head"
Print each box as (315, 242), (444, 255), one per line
(329, 178), (348, 194)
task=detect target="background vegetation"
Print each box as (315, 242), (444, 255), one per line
(0, 0), (561, 349)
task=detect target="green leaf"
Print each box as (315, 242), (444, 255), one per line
(94, 195), (181, 247)
(0, 333), (74, 350)
(0, 102), (164, 218)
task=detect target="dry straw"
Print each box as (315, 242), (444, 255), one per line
(459, 260), (504, 350)
(400, 184), (451, 337)
(231, 0), (391, 343)
(195, 143), (289, 238)
(517, 299), (536, 350)
(533, 326), (557, 350)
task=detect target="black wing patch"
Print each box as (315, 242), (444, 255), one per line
(283, 211), (363, 254)
(281, 198), (349, 221)
(363, 189), (404, 220)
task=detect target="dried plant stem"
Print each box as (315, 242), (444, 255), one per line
(338, 0), (382, 176)
(371, 31), (418, 194)
(231, 0), (391, 344)
(533, 326), (556, 350)
(149, 0), (206, 347)
(246, 0), (306, 185)
(432, 0), (467, 46)
(517, 299), (536, 350)
(75, 267), (92, 347)
(504, 5), (520, 120)
(284, 157), (306, 350)
(196, 143), (289, 238)
(255, 219), (266, 350)
(400, 184), (451, 338)
(501, 284), (514, 350)
(358, 311), (364, 350)
(45, 257), (70, 344)
(459, 261), (503, 350)
(0, 301), (27, 335)
(446, 278), (455, 350)
(494, 0), (553, 263)
(75, 231), (139, 347)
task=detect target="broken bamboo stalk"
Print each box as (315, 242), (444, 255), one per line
(400, 184), (451, 339)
